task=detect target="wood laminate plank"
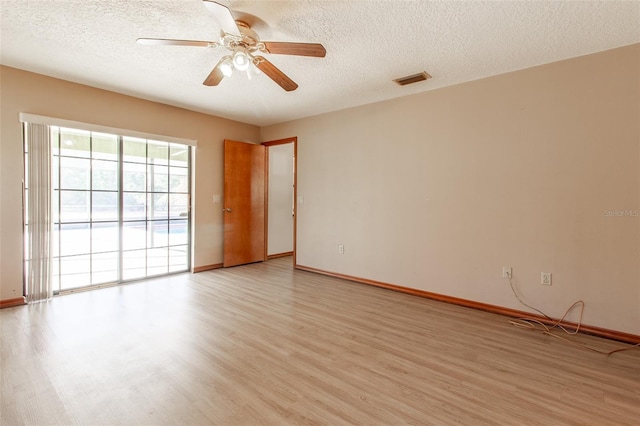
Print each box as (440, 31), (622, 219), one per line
(1, 257), (638, 425)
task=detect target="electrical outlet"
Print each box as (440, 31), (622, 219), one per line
(541, 272), (552, 285)
(502, 266), (512, 279)
(338, 244), (344, 254)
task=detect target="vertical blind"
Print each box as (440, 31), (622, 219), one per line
(25, 122), (53, 302)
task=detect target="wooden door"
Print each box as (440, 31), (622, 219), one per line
(223, 140), (266, 267)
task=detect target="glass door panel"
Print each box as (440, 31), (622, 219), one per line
(46, 127), (190, 293)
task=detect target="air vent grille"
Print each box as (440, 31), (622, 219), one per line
(394, 72), (432, 86)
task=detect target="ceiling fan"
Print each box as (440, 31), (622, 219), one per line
(137, 0), (326, 92)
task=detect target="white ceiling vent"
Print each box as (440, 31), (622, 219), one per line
(394, 72), (432, 86)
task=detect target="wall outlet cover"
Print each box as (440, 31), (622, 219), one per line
(502, 266), (512, 279)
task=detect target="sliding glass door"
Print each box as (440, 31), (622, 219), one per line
(52, 127), (119, 289)
(121, 136), (190, 280)
(46, 126), (191, 292)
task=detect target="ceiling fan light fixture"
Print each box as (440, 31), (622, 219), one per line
(233, 49), (250, 71)
(139, 2), (326, 91)
(220, 56), (234, 77)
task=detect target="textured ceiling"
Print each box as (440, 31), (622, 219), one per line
(1, 1), (639, 126)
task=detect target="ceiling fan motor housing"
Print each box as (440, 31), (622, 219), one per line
(235, 21), (259, 45)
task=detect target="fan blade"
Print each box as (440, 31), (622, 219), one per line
(137, 38), (219, 48)
(203, 59), (226, 86)
(255, 57), (298, 92)
(262, 42), (326, 57)
(202, 1), (241, 36)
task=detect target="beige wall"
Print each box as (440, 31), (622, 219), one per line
(2, 44), (639, 335)
(262, 44), (640, 335)
(0, 66), (260, 300)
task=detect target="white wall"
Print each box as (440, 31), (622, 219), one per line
(267, 143), (294, 256)
(262, 44), (640, 335)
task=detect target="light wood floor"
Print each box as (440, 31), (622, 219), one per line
(1, 257), (639, 425)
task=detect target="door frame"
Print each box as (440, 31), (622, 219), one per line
(262, 137), (297, 266)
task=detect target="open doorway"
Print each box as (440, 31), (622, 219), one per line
(263, 137), (297, 265)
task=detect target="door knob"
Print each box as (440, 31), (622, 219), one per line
(223, 208), (232, 212)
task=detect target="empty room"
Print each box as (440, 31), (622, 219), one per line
(1, 1), (639, 425)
